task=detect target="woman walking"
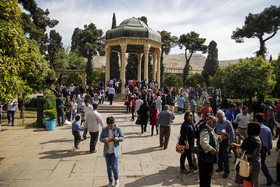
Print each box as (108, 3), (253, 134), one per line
(150, 103), (158, 136)
(179, 111), (196, 174)
(138, 100), (150, 134)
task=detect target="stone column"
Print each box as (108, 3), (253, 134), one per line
(105, 46), (111, 87)
(144, 44), (150, 84)
(137, 53), (142, 81)
(152, 52), (156, 81)
(157, 48), (161, 88)
(120, 43), (127, 94)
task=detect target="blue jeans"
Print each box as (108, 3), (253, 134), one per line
(105, 153), (119, 182)
(261, 146), (272, 180)
(7, 111), (15, 126)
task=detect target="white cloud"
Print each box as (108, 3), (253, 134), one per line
(34, 0), (280, 60)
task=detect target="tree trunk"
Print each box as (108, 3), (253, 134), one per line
(257, 37), (266, 58)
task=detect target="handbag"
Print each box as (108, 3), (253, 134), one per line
(124, 101), (127, 106)
(234, 151), (250, 178)
(176, 143), (185, 154)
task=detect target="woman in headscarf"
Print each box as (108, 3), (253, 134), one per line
(178, 111), (196, 174)
(233, 122), (262, 187)
(138, 100), (150, 134)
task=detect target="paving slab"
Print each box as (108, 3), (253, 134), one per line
(0, 102), (279, 186)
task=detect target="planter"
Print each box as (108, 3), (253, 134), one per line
(45, 118), (56, 131)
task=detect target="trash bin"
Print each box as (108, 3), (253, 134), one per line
(45, 118), (56, 131)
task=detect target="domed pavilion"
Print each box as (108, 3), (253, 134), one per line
(105, 17), (162, 94)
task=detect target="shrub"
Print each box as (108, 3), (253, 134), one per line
(44, 108), (57, 123)
(43, 89), (56, 110)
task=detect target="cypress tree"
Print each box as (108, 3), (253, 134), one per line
(202, 40), (219, 87)
(110, 13), (120, 79)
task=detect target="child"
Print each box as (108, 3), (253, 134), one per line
(71, 98), (78, 121)
(100, 116), (124, 187)
(72, 115), (84, 149)
(150, 103), (158, 136)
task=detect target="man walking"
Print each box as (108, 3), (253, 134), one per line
(108, 85), (115, 105)
(7, 98), (18, 126)
(156, 105), (175, 149)
(198, 116), (219, 187)
(256, 113), (273, 186)
(225, 104), (236, 123)
(85, 103), (104, 153)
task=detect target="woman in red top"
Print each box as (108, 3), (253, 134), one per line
(150, 103), (158, 136)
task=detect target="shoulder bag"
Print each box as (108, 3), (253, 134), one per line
(234, 151), (250, 178)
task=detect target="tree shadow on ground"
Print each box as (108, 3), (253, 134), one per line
(39, 149), (89, 159)
(122, 146), (162, 155)
(124, 166), (188, 187)
(40, 138), (73, 144)
(124, 135), (151, 140)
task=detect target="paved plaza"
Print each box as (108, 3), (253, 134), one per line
(0, 102), (279, 187)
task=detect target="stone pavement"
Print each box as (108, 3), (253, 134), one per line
(0, 102), (279, 187)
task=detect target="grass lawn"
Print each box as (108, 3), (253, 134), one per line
(1, 110), (37, 128)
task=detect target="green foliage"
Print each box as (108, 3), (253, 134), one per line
(159, 30), (177, 84)
(202, 40), (219, 86)
(0, 0), (53, 103)
(44, 108), (57, 122)
(163, 74), (182, 88)
(231, 5), (280, 58)
(53, 47), (86, 70)
(111, 13), (117, 29)
(126, 54), (138, 80)
(18, 96), (37, 108)
(178, 31), (207, 86)
(188, 73), (204, 88)
(139, 16), (148, 25)
(46, 30), (63, 67)
(92, 71), (105, 86)
(43, 89), (56, 110)
(86, 57), (94, 85)
(271, 56), (280, 97)
(70, 28), (81, 52)
(212, 57), (276, 100)
(210, 67), (226, 89)
(67, 72), (83, 86)
(18, 0), (59, 55)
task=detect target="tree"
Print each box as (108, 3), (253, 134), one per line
(110, 13), (120, 80)
(202, 40), (219, 86)
(52, 47), (86, 70)
(271, 56), (280, 98)
(46, 30), (63, 68)
(71, 28), (81, 52)
(178, 31), (207, 86)
(139, 16), (148, 25)
(18, 0), (59, 55)
(126, 54), (138, 80)
(223, 57), (275, 100)
(75, 23), (104, 85)
(67, 72), (83, 86)
(159, 30), (177, 84)
(0, 0), (53, 103)
(163, 74), (182, 88)
(210, 67), (226, 90)
(232, 5), (280, 58)
(188, 73), (204, 88)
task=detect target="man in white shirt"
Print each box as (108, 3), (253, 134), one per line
(82, 99), (93, 140)
(85, 103), (104, 153)
(234, 106), (250, 139)
(7, 99), (18, 126)
(135, 97), (143, 117)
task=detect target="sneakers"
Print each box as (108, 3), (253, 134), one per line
(223, 172), (229, 178)
(107, 182), (113, 187)
(115, 179), (119, 187)
(267, 177), (273, 186)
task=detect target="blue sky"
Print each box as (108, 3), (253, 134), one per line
(35, 0), (279, 60)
